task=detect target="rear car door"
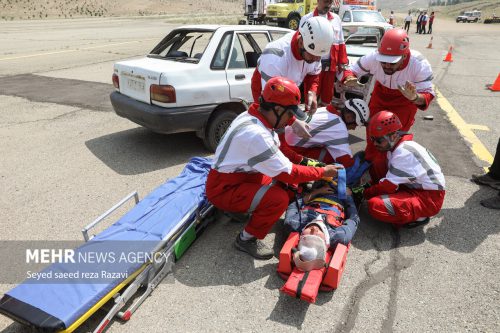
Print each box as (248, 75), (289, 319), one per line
(225, 31), (271, 103)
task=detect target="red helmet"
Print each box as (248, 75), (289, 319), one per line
(376, 28), (410, 63)
(261, 77), (306, 120)
(369, 111), (402, 137)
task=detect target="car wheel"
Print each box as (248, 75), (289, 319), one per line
(287, 15), (300, 30)
(203, 110), (238, 152)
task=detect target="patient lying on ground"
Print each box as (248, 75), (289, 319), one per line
(284, 181), (360, 271)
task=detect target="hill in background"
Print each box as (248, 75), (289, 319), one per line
(1, 0), (498, 21)
(0, 0), (241, 21)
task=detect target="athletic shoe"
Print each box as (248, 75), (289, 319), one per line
(234, 235), (274, 260)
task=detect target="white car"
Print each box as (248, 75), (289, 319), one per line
(341, 9), (393, 31)
(456, 11), (481, 23)
(110, 25), (291, 151)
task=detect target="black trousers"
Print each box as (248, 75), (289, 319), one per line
(404, 21), (410, 32)
(416, 22), (421, 33)
(489, 138), (500, 179)
(428, 22), (433, 34)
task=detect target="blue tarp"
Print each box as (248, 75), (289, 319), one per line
(6, 157), (211, 328)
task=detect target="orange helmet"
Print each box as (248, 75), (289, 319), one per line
(261, 77), (306, 120)
(369, 111), (402, 138)
(376, 28), (410, 63)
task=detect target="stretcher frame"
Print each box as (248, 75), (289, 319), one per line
(61, 190), (215, 333)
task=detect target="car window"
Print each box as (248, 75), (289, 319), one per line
(212, 32), (233, 70)
(352, 11), (386, 23)
(149, 30), (213, 63)
(342, 11), (352, 22)
(228, 33), (268, 69)
(228, 35), (247, 69)
(270, 31), (287, 41)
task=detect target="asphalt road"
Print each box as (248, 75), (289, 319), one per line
(0, 17), (499, 333)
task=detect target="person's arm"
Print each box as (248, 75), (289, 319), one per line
(279, 140), (303, 164)
(363, 179), (398, 200)
(275, 164), (341, 184)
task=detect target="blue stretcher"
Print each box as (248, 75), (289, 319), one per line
(0, 157), (215, 332)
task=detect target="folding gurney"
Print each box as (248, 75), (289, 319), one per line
(0, 157), (215, 332)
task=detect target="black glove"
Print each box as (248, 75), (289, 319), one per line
(299, 157), (326, 167)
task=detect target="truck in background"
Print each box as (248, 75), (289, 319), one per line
(264, 0), (376, 30)
(339, 0), (376, 18)
(244, 0), (275, 25)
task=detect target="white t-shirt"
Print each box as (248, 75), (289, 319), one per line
(405, 15), (412, 22)
(348, 49), (435, 95)
(212, 111), (293, 177)
(383, 141), (445, 191)
(257, 32), (321, 89)
(284, 107), (351, 160)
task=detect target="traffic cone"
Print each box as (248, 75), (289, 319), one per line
(426, 36), (433, 49)
(486, 73), (500, 91)
(443, 46), (453, 62)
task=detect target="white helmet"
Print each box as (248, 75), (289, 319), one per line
(299, 16), (334, 57)
(345, 98), (369, 126)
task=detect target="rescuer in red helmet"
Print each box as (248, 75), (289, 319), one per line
(342, 28), (435, 179)
(359, 111), (446, 228)
(206, 77), (343, 259)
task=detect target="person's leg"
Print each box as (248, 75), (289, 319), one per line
(318, 70), (335, 106)
(243, 185), (290, 239)
(428, 23), (432, 34)
(472, 138), (500, 185)
(367, 189), (444, 226)
(489, 137), (500, 178)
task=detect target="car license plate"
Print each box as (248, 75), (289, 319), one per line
(127, 78), (145, 92)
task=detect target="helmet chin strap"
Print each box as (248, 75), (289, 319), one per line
(272, 107), (285, 129)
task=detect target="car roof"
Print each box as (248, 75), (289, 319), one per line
(176, 24), (292, 33)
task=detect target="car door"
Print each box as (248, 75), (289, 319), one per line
(225, 31), (270, 103)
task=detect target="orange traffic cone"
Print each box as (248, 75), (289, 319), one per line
(443, 46), (453, 62)
(426, 36), (433, 49)
(486, 73), (500, 91)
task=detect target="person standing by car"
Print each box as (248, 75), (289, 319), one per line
(416, 11), (423, 34)
(428, 12), (435, 34)
(404, 11), (412, 33)
(389, 10), (395, 26)
(251, 16), (334, 138)
(342, 28), (435, 176)
(207, 77), (342, 259)
(299, 0), (348, 107)
(420, 12), (428, 34)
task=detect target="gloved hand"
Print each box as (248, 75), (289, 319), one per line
(291, 119), (312, 139)
(344, 75), (365, 88)
(323, 164), (344, 179)
(306, 91), (318, 115)
(352, 183), (371, 195)
(300, 157), (326, 167)
(351, 183), (370, 206)
(397, 80), (419, 102)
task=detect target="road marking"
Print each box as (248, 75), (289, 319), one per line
(435, 88), (493, 169)
(467, 124), (490, 131)
(0, 38), (159, 62)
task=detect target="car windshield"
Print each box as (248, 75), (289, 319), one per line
(148, 30), (214, 63)
(343, 26), (383, 46)
(276, 0), (295, 3)
(352, 11), (386, 23)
